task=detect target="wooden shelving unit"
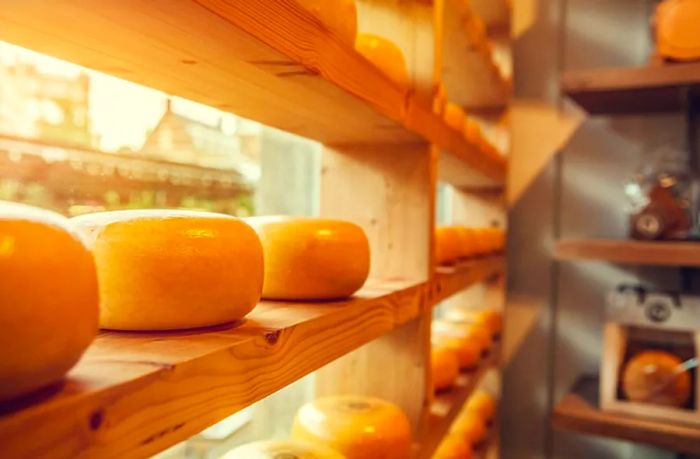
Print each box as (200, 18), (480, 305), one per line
(0, 0), (506, 188)
(416, 343), (500, 458)
(0, 258), (503, 459)
(554, 239), (700, 267)
(561, 62), (700, 114)
(553, 376), (700, 455)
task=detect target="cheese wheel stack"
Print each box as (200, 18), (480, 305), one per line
(245, 217), (370, 300)
(73, 209), (263, 330)
(355, 34), (410, 89)
(0, 202), (98, 401)
(297, 0), (357, 46)
(292, 395), (412, 459)
(432, 344), (461, 393)
(221, 440), (346, 459)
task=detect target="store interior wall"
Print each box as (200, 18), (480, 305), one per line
(506, 0), (694, 458)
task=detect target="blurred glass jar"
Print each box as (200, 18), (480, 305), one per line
(625, 147), (698, 240)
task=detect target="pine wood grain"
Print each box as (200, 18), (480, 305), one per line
(561, 62), (700, 114)
(553, 376), (700, 455)
(0, 0), (505, 184)
(554, 239), (700, 267)
(432, 257), (505, 303)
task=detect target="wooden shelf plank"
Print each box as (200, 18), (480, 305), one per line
(0, 0), (506, 185)
(0, 257), (503, 459)
(553, 375), (700, 455)
(416, 343), (500, 459)
(432, 256), (505, 303)
(561, 63), (700, 114)
(554, 239), (700, 267)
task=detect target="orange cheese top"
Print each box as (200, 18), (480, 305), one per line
(291, 395), (412, 459)
(0, 202), (98, 401)
(73, 209), (263, 330)
(432, 333), (481, 370)
(245, 216), (370, 300)
(622, 350), (691, 407)
(221, 440), (346, 459)
(355, 34), (410, 89)
(433, 320), (491, 356)
(656, 0), (700, 61)
(432, 345), (460, 393)
(466, 391), (497, 422)
(433, 434), (472, 459)
(297, 0), (357, 46)
(450, 411), (488, 446)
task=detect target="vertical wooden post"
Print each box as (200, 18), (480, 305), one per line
(315, 144), (437, 429)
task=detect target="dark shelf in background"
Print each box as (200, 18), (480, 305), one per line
(562, 62), (700, 114)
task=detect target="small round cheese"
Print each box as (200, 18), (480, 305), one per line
(291, 395), (412, 459)
(73, 209), (263, 330)
(622, 350), (691, 407)
(444, 309), (503, 338)
(433, 434), (472, 459)
(355, 34), (410, 89)
(466, 391), (497, 422)
(433, 320), (491, 356)
(432, 344), (460, 393)
(221, 440), (346, 459)
(245, 217), (370, 300)
(451, 411), (488, 446)
(433, 333), (481, 370)
(0, 202), (98, 401)
(297, 0), (357, 45)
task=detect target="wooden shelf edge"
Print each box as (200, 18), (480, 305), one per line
(554, 239), (700, 267)
(415, 343), (501, 459)
(561, 62), (700, 114)
(0, 257), (503, 459)
(553, 375), (700, 455)
(432, 256), (505, 303)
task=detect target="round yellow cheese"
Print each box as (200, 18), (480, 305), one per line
(435, 226), (462, 265)
(454, 227), (478, 259)
(656, 0), (700, 61)
(291, 395), (412, 459)
(432, 345), (460, 393)
(451, 411), (488, 446)
(221, 440), (346, 459)
(444, 308), (503, 337)
(432, 333), (481, 370)
(73, 209), (263, 330)
(297, 0), (357, 46)
(355, 34), (410, 89)
(622, 350), (691, 407)
(433, 320), (491, 356)
(466, 390), (497, 422)
(0, 202), (98, 401)
(434, 434), (472, 459)
(245, 217), (370, 300)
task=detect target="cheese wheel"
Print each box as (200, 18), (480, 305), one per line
(0, 202), (98, 401)
(355, 34), (410, 89)
(245, 217), (370, 300)
(436, 226), (462, 265)
(622, 350), (691, 407)
(454, 227), (478, 259)
(221, 440), (346, 459)
(444, 308), (503, 337)
(433, 434), (472, 459)
(432, 345), (460, 393)
(432, 333), (481, 370)
(72, 209), (263, 330)
(433, 320), (491, 356)
(466, 391), (497, 422)
(291, 395), (412, 459)
(656, 0), (700, 61)
(451, 411), (488, 446)
(444, 103), (466, 133)
(297, 0), (357, 46)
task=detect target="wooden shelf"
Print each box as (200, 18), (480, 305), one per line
(0, 0), (505, 186)
(554, 239), (700, 267)
(433, 256), (505, 303)
(561, 62), (700, 114)
(442, 0), (511, 110)
(553, 376), (700, 455)
(416, 343), (500, 459)
(0, 257), (502, 459)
